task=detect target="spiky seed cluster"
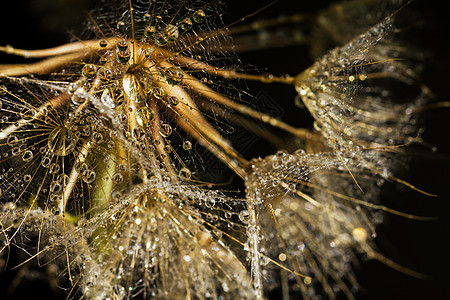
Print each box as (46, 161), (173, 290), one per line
(240, 1), (429, 298)
(245, 150), (385, 298)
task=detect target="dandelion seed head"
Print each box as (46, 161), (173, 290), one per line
(0, 0), (431, 299)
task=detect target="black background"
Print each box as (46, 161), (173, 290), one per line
(0, 0), (449, 299)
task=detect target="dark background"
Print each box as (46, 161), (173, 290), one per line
(0, 0), (449, 299)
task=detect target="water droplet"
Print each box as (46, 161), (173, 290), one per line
(181, 18), (193, 31)
(116, 49), (131, 64)
(71, 93), (86, 105)
(163, 66), (183, 85)
(0, 85), (7, 95)
(261, 72), (274, 83)
(51, 206), (61, 215)
(179, 167), (191, 180)
(213, 228), (222, 239)
(82, 169), (96, 184)
(41, 156), (51, 168)
(97, 67), (113, 83)
(116, 163), (127, 172)
(239, 210), (250, 223)
(145, 26), (157, 39)
(101, 85), (125, 108)
(136, 107), (155, 127)
(168, 96), (179, 106)
(23, 174), (32, 182)
(117, 40), (128, 52)
(7, 135), (18, 145)
(182, 141), (192, 150)
(11, 147), (20, 156)
(117, 21), (125, 29)
(136, 142), (147, 152)
(159, 123), (172, 137)
(193, 9), (206, 23)
(21, 150), (33, 162)
(99, 39), (108, 48)
(132, 127), (145, 141)
(164, 144), (172, 153)
(99, 57), (108, 65)
(152, 87), (165, 100)
(112, 173), (123, 185)
(82, 64), (97, 79)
